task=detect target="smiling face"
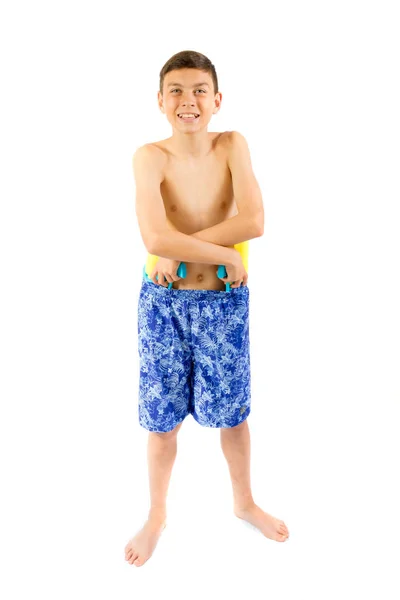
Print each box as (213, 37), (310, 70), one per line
(158, 68), (222, 131)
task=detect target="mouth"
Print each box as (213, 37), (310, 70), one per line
(177, 113), (200, 122)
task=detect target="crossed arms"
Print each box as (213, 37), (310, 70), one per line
(133, 131), (264, 267)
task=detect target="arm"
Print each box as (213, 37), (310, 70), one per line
(164, 216), (246, 250)
(194, 131), (264, 245)
(133, 145), (239, 267)
(153, 229), (238, 267)
(167, 131), (264, 247)
(191, 212), (260, 247)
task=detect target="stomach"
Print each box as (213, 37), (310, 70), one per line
(172, 262), (226, 290)
(144, 241), (248, 291)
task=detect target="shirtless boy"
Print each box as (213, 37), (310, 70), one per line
(125, 50), (289, 567)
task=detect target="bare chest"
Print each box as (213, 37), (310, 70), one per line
(151, 135), (237, 289)
(160, 146), (237, 234)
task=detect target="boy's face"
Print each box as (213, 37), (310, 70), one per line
(158, 69), (222, 131)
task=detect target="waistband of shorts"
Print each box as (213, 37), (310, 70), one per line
(141, 278), (249, 300)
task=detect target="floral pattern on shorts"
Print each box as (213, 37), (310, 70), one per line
(137, 279), (251, 432)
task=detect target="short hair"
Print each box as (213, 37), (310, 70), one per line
(159, 50), (219, 96)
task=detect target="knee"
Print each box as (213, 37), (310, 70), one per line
(151, 421), (183, 441)
(221, 418), (248, 434)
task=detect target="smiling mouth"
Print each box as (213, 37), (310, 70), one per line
(177, 113), (200, 118)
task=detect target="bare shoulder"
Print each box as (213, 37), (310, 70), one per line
(212, 130), (233, 148)
(132, 143), (167, 180)
(225, 130), (255, 168)
(225, 130), (250, 150)
(133, 142), (167, 164)
(215, 130), (252, 163)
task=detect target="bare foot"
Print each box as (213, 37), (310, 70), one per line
(234, 503), (289, 542)
(124, 516), (167, 567)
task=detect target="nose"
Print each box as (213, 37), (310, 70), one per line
(180, 92), (196, 106)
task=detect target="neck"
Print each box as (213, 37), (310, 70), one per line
(168, 129), (212, 158)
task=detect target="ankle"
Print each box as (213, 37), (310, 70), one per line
(148, 508), (167, 523)
(234, 498), (255, 513)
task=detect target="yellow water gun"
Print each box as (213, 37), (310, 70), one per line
(143, 240), (248, 292)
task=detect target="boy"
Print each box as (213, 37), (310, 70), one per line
(125, 50), (289, 567)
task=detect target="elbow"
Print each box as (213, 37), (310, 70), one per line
(254, 223), (264, 237)
(253, 215), (264, 237)
(147, 234), (159, 256)
(148, 232), (164, 256)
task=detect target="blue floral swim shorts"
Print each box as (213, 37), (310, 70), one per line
(137, 279), (251, 432)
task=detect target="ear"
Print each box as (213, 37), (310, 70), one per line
(157, 91), (164, 112)
(214, 92), (222, 113)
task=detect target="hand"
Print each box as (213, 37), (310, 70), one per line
(218, 249), (248, 288)
(150, 257), (183, 287)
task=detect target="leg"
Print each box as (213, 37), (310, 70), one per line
(220, 418), (254, 511)
(147, 422), (183, 519)
(127, 281), (191, 566)
(125, 421), (183, 567)
(220, 419), (290, 542)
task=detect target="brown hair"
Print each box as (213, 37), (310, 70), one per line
(159, 50), (219, 96)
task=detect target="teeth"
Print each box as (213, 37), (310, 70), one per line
(178, 114), (198, 118)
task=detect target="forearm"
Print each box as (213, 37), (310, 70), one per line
(151, 229), (238, 267)
(191, 213), (261, 246)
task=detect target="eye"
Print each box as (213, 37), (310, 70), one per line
(170, 89), (206, 93)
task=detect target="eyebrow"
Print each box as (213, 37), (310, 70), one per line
(167, 82), (210, 88)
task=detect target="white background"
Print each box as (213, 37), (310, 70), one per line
(1, 0), (399, 598)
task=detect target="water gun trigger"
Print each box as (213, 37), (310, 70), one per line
(143, 262), (187, 288)
(217, 265), (231, 292)
(167, 262), (186, 289)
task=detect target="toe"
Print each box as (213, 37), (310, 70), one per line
(134, 557), (142, 567)
(125, 544), (134, 557)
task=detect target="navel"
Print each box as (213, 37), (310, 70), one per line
(220, 201), (227, 209)
(170, 204), (178, 212)
(196, 273), (204, 282)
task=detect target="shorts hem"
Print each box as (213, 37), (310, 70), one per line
(139, 413), (188, 433)
(191, 406), (251, 429)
